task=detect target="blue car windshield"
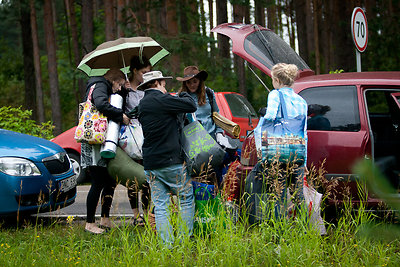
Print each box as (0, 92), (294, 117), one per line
(244, 29), (310, 71)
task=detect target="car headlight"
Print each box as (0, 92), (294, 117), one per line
(0, 157), (41, 176)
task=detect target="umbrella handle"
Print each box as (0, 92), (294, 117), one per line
(139, 44), (144, 64)
(120, 50), (129, 81)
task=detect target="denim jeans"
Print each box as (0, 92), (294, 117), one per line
(145, 164), (194, 245)
(273, 164), (305, 219)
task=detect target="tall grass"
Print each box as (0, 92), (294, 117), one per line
(0, 206), (399, 266)
(1, 160), (400, 266)
(0, 205), (399, 266)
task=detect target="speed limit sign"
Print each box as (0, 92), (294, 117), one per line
(351, 7), (368, 52)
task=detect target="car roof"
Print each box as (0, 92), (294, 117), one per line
(293, 71), (400, 93)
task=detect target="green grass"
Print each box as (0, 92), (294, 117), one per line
(0, 205), (399, 266)
(1, 159), (400, 266)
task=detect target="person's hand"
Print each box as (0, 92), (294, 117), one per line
(125, 80), (132, 90)
(178, 92), (189, 97)
(122, 114), (130, 125)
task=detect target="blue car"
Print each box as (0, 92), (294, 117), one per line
(0, 129), (77, 216)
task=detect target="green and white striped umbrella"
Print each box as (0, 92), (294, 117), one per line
(77, 36), (169, 77)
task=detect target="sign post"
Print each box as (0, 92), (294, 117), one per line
(351, 7), (368, 72)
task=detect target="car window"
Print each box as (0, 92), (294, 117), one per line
(366, 90), (390, 113)
(244, 29), (310, 71)
(299, 85), (361, 131)
(366, 89), (400, 125)
(224, 94), (257, 118)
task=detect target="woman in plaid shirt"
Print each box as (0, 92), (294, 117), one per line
(263, 63), (308, 218)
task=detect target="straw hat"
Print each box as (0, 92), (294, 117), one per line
(137, 71), (172, 90)
(176, 66), (208, 82)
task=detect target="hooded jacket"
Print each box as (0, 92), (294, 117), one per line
(85, 76), (124, 123)
(138, 90), (197, 170)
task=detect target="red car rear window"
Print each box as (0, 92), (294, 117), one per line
(224, 94), (257, 118)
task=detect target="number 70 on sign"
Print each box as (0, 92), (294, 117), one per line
(351, 7), (368, 53)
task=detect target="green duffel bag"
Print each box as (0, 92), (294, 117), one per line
(107, 147), (146, 189)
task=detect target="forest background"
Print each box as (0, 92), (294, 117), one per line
(0, 0), (399, 135)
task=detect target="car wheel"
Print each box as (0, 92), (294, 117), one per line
(67, 152), (86, 184)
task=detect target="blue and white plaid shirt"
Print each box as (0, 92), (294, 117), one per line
(264, 87), (308, 164)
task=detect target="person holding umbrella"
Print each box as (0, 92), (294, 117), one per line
(138, 70), (197, 245)
(76, 37), (170, 233)
(123, 55), (152, 226)
(82, 68), (130, 234)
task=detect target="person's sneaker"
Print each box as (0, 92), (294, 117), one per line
(85, 223), (105, 234)
(99, 217), (115, 230)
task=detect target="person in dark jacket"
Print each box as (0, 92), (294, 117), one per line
(138, 70), (197, 245)
(82, 68), (130, 234)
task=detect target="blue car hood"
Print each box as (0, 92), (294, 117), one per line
(0, 129), (64, 162)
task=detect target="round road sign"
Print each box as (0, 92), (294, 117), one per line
(351, 7), (368, 52)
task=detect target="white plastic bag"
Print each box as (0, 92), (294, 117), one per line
(118, 120), (143, 160)
(303, 176), (327, 235)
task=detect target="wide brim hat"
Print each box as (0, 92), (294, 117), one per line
(176, 66), (208, 82)
(137, 70), (172, 90)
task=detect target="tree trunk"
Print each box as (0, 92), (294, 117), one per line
(44, 0), (62, 134)
(255, 0), (265, 26)
(166, 0), (180, 74)
(19, 0), (37, 120)
(189, 0), (199, 33)
(117, 0), (125, 37)
(158, 0), (168, 34)
(331, 0), (354, 71)
(266, 0), (276, 31)
(322, 0), (333, 73)
(287, 0), (295, 49)
(244, 0), (250, 24)
(313, 0), (320, 74)
(65, 0), (85, 102)
(30, 0), (45, 123)
(294, 0), (309, 62)
(81, 0), (94, 56)
(209, 0), (215, 57)
(276, 1), (283, 37)
(137, 0), (149, 35)
(104, 0), (115, 40)
(305, 0), (314, 65)
(180, 0), (188, 34)
(216, 0), (229, 60)
(200, 0), (206, 36)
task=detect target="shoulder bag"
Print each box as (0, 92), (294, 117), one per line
(74, 84), (108, 144)
(254, 90), (306, 164)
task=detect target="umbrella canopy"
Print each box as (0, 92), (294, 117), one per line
(77, 36), (169, 76)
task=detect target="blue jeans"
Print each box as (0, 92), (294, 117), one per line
(145, 164), (194, 245)
(274, 164), (305, 219)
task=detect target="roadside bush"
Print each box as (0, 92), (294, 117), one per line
(0, 106), (54, 139)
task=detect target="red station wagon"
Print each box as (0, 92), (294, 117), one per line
(212, 23), (400, 210)
(51, 91), (259, 183)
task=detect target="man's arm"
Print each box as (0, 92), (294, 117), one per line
(160, 92), (197, 114)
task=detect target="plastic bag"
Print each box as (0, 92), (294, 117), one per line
(118, 120), (143, 160)
(303, 177), (327, 235)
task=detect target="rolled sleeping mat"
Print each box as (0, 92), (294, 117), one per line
(107, 147), (147, 190)
(212, 112), (241, 139)
(101, 94), (123, 158)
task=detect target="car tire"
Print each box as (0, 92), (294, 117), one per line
(68, 152), (86, 184)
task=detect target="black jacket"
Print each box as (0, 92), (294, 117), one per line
(85, 76), (124, 123)
(138, 90), (197, 170)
